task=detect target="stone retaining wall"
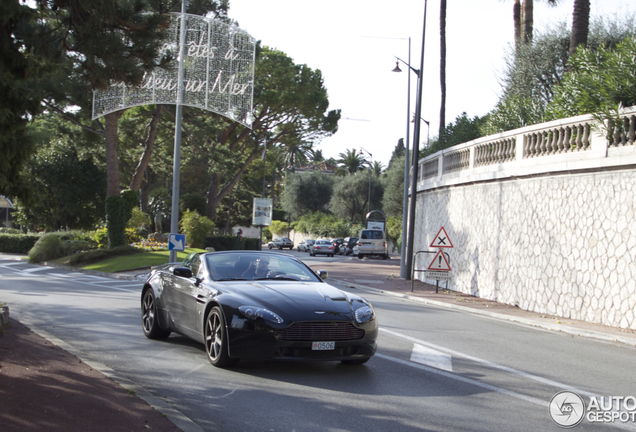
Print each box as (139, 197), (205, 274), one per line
(414, 109), (636, 330)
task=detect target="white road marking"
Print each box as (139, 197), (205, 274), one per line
(21, 267), (49, 273)
(354, 279), (384, 284)
(380, 327), (597, 399)
(376, 353), (548, 407)
(410, 343), (453, 371)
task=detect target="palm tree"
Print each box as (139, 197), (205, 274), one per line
(371, 160), (384, 177)
(509, 0), (561, 52)
(278, 140), (312, 170)
(311, 149), (324, 164)
(569, 0), (590, 56)
(337, 148), (366, 174)
(439, 0), (447, 141)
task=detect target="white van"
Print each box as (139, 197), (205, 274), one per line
(357, 229), (389, 260)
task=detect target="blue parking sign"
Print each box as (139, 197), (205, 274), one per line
(169, 234), (186, 251)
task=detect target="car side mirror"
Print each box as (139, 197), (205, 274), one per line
(317, 270), (328, 280)
(174, 267), (193, 278)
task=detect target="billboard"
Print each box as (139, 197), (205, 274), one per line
(93, 12), (256, 128)
(252, 198), (273, 226)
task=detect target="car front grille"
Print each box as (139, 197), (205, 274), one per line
(276, 322), (364, 341)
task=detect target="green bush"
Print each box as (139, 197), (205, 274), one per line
(204, 235), (261, 251)
(263, 227), (272, 242)
(0, 234), (40, 254)
(105, 190), (138, 248)
(243, 238), (261, 250)
(67, 245), (142, 266)
(180, 210), (215, 248)
(28, 233), (66, 263)
(0, 228), (21, 234)
(204, 235), (240, 251)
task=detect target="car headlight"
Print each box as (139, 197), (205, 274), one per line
(354, 305), (375, 324)
(239, 306), (284, 324)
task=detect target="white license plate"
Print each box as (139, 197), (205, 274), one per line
(312, 341), (335, 350)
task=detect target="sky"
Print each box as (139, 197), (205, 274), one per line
(228, 0), (633, 167)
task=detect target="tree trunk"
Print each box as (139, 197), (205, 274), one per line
(104, 111), (124, 197)
(205, 145), (263, 219)
(521, 0), (533, 44)
(569, 0), (590, 56)
(129, 105), (165, 191)
(514, 0), (522, 52)
(439, 0), (447, 141)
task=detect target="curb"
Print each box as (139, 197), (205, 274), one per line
(328, 278), (636, 348)
(41, 261), (148, 281)
(0, 305), (9, 333)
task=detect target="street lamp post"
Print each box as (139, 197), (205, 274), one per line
(392, 37), (413, 279)
(405, 0), (428, 280)
(359, 147), (373, 214)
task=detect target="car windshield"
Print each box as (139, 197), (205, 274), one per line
(204, 252), (323, 282)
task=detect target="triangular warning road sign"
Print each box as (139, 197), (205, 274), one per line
(430, 227), (453, 248)
(427, 250), (451, 271)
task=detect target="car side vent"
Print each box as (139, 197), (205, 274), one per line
(276, 322), (364, 341)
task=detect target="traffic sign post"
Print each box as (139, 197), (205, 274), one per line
(412, 227), (454, 293)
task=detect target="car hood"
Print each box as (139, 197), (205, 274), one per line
(231, 281), (356, 321)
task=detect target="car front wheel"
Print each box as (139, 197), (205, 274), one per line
(358, 254), (364, 260)
(142, 289), (170, 339)
(205, 306), (237, 368)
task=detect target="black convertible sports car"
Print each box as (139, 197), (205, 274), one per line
(141, 251), (378, 367)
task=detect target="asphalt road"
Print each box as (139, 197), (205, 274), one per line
(1, 254), (634, 432)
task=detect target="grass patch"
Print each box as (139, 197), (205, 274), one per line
(82, 248), (206, 273)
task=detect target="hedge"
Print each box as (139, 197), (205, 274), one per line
(204, 236), (261, 251)
(0, 234), (40, 254)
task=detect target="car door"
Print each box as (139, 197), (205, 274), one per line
(166, 254), (202, 335)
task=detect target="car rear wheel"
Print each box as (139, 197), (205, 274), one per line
(142, 289), (170, 339)
(205, 307), (237, 368)
(341, 357), (370, 365)
(358, 254), (364, 260)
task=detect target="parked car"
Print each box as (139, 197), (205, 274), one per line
(310, 239), (336, 257)
(330, 238), (344, 254)
(357, 229), (389, 259)
(297, 239), (315, 252)
(141, 251), (377, 367)
(339, 237), (358, 255)
(268, 238), (294, 250)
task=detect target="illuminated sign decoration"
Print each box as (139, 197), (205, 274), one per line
(92, 12), (256, 127)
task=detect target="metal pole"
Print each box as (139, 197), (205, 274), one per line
(169, 0), (188, 264)
(368, 153), (372, 214)
(359, 147), (372, 214)
(260, 141), (266, 248)
(399, 37), (412, 279)
(405, 0), (427, 280)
